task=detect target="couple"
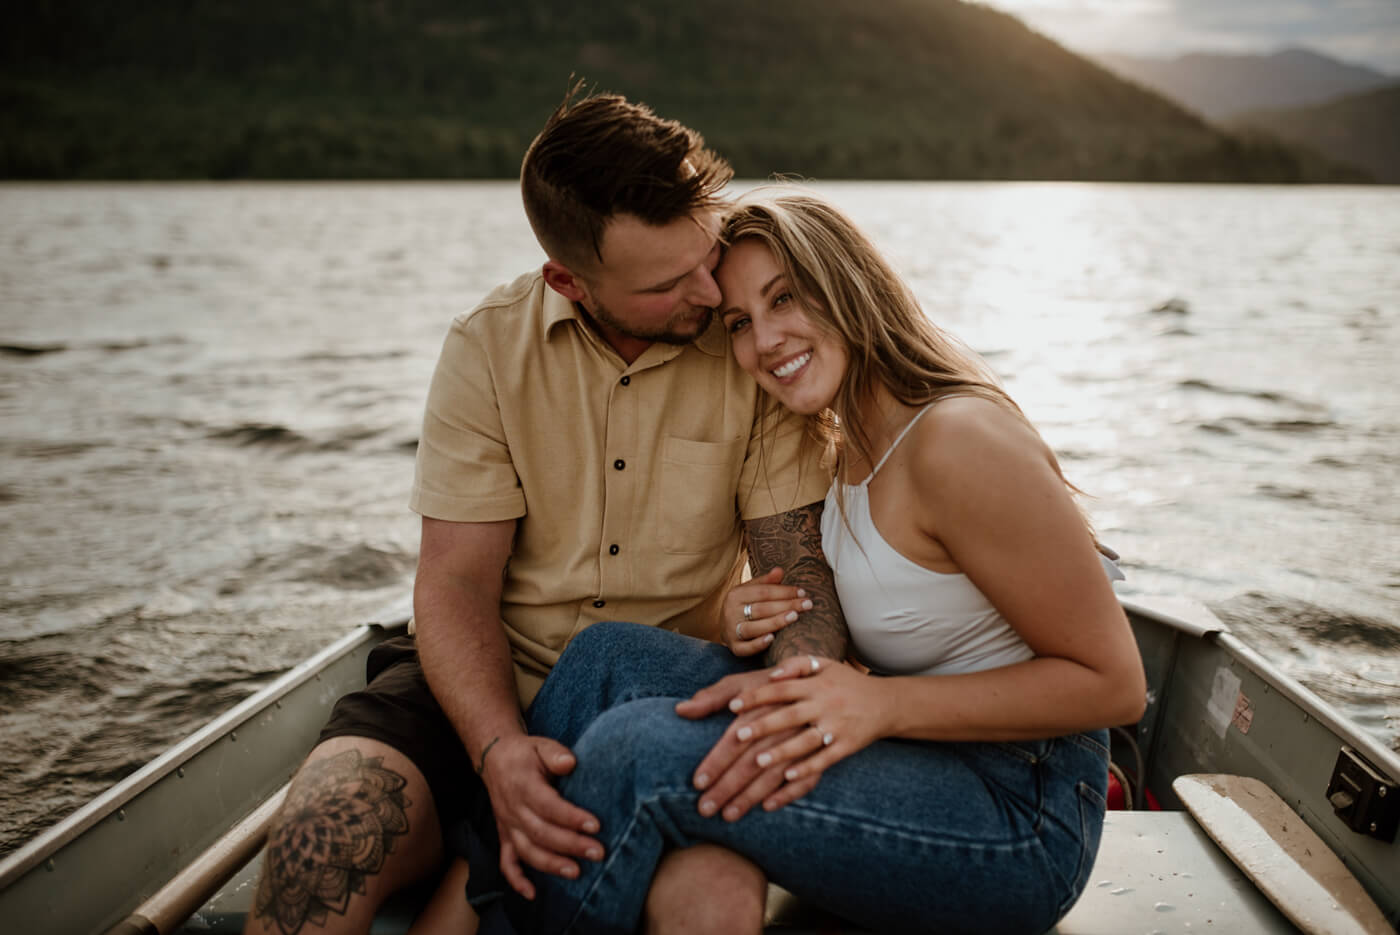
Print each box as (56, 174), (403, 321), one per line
(247, 90), (1145, 935)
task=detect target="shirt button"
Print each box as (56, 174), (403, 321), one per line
(613, 459), (625, 470)
(593, 599), (606, 608)
(620, 375), (631, 386)
(609, 544), (619, 555)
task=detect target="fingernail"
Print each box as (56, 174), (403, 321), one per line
(764, 799), (777, 811)
(723, 806), (740, 821)
(785, 767), (799, 780)
(587, 847), (603, 860)
(801, 599), (813, 610)
(562, 865), (578, 879)
(785, 611), (798, 622)
(699, 799), (717, 816)
(695, 772), (710, 789)
(797, 588), (807, 597)
(757, 752), (772, 767)
(737, 726), (752, 741)
(764, 633), (774, 644)
(583, 819), (599, 833)
(769, 666), (783, 678)
(729, 697), (744, 712)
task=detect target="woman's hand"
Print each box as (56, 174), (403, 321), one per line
(720, 567), (813, 656)
(728, 656), (893, 811)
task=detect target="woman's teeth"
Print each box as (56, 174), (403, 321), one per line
(772, 352), (811, 379)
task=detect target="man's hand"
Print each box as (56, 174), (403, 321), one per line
(674, 669), (822, 821)
(479, 734), (604, 900)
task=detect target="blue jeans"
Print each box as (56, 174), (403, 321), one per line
(519, 621), (1109, 935)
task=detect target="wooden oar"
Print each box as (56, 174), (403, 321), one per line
(1174, 774), (1392, 935)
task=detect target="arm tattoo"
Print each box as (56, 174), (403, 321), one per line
(255, 749), (411, 935)
(746, 501), (849, 664)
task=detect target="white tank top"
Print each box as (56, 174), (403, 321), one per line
(820, 402), (1040, 676)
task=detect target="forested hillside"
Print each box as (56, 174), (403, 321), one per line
(0, 0), (1367, 181)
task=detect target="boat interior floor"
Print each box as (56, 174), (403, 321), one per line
(180, 808), (1299, 934)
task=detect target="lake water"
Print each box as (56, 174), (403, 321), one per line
(1, 181), (1397, 856)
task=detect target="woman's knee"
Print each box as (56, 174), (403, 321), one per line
(569, 699), (718, 799)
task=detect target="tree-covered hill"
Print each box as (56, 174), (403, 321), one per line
(0, 0), (1369, 181)
(1232, 83), (1400, 183)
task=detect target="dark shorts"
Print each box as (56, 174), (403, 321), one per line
(316, 634), (492, 837)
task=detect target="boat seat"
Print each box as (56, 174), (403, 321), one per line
(187, 810), (1297, 934)
(763, 810), (1298, 933)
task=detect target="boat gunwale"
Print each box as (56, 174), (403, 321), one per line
(1121, 597), (1400, 779)
(0, 611), (409, 887)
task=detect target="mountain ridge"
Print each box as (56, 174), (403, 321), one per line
(1094, 47), (1395, 121)
(0, 0), (1368, 182)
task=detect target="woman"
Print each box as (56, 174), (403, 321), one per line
(519, 190), (1147, 934)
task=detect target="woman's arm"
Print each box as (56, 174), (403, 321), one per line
(725, 400), (1146, 796)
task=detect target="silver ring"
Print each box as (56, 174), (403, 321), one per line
(822, 732), (835, 747)
(809, 655), (820, 673)
(742, 603), (754, 621)
(735, 620), (745, 640)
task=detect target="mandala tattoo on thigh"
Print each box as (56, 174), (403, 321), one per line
(254, 749), (411, 935)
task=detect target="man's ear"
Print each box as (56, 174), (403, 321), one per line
(542, 261), (589, 303)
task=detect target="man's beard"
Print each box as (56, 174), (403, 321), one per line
(588, 301), (714, 345)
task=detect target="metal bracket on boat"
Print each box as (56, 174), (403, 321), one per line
(1326, 746), (1399, 843)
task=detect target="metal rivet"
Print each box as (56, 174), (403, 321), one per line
(1379, 786), (1387, 798)
(44, 859), (55, 872)
(1370, 822), (1378, 833)
(117, 810), (125, 822)
(177, 767), (185, 778)
(275, 700), (283, 709)
(230, 731), (238, 742)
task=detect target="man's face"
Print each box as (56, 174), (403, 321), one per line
(575, 211), (723, 346)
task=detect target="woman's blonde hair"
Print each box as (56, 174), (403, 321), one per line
(721, 188), (1087, 517)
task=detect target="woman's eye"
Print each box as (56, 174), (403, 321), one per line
(726, 316), (750, 334)
(774, 292), (792, 307)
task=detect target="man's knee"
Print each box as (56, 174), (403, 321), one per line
(644, 845), (766, 935)
(244, 736), (444, 935)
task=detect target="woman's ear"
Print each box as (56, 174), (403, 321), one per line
(542, 261), (589, 303)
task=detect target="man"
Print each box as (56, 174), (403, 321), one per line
(246, 90), (846, 935)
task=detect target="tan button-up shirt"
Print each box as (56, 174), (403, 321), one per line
(410, 272), (830, 705)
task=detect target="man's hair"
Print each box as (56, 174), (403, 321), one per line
(520, 87), (733, 272)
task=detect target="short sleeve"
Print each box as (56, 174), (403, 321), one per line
(409, 315), (527, 521)
(736, 396), (831, 520)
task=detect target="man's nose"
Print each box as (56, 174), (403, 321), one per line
(685, 266), (722, 309)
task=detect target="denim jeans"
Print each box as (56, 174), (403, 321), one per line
(517, 621), (1110, 935)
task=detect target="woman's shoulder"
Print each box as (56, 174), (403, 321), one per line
(907, 396), (1054, 492)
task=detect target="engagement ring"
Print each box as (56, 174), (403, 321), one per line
(742, 603), (754, 621)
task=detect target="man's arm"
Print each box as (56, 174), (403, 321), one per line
(413, 516), (601, 899)
(745, 501), (848, 664)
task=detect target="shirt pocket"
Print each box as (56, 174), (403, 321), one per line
(659, 435), (745, 554)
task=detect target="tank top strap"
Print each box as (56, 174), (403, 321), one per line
(868, 402), (939, 478)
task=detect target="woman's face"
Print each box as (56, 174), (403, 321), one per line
(716, 239), (848, 416)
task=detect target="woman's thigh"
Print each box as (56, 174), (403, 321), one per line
(525, 621), (759, 748)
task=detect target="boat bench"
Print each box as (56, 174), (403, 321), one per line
(763, 810), (1297, 934)
(184, 810), (1297, 934)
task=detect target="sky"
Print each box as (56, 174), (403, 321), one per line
(981, 0), (1400, 74)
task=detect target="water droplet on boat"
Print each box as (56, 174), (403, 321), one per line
(1154, 902), (1175, 912)
(1111, 887), (1134, 895)
(1096, 880), (1114, 887)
